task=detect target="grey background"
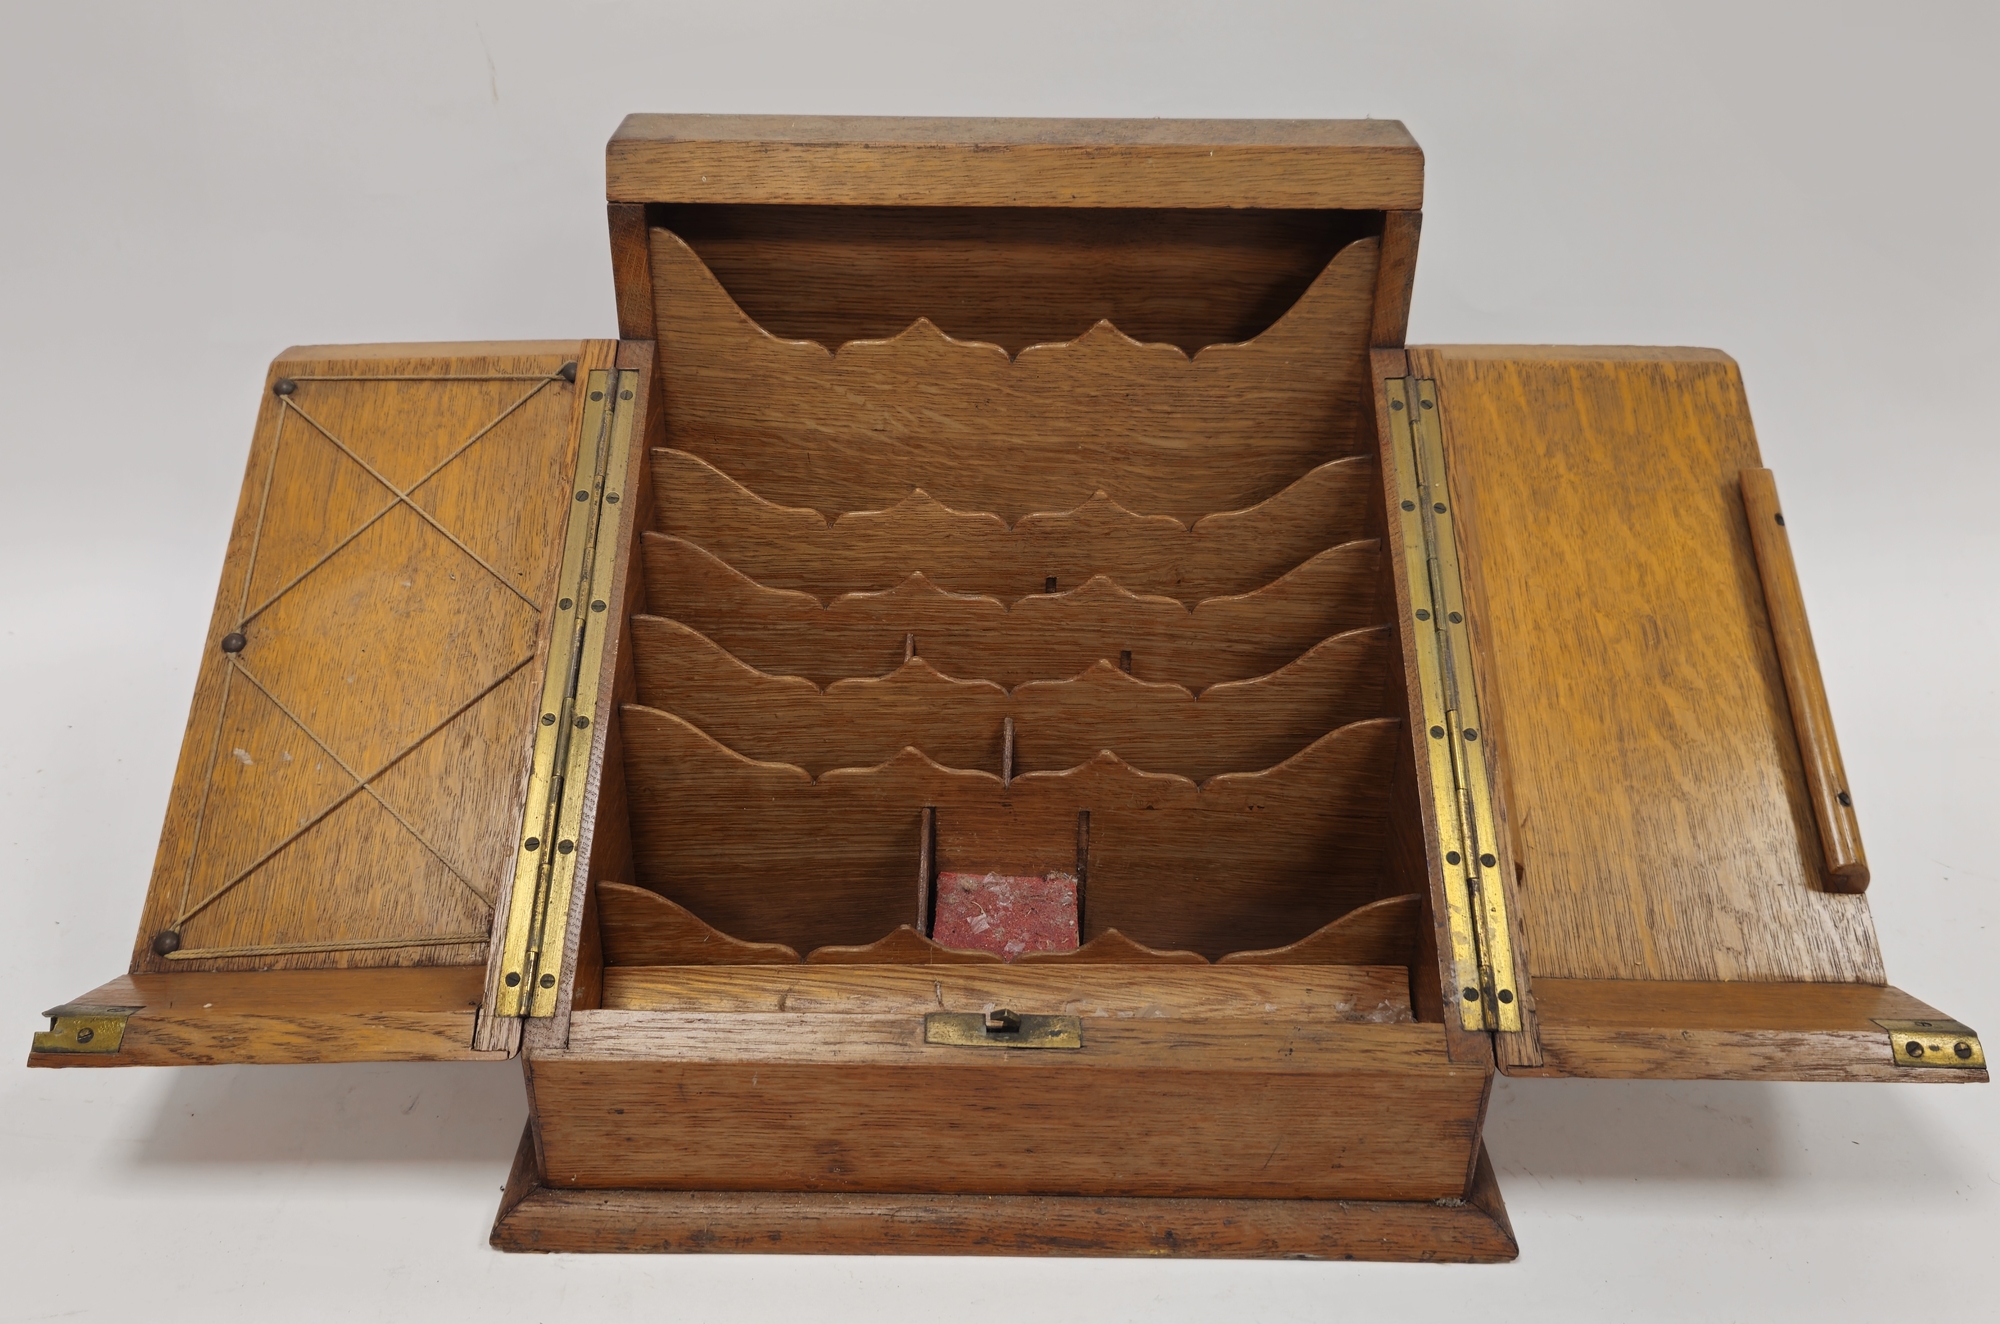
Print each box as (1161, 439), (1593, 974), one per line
(2, 3), (1994, 1320)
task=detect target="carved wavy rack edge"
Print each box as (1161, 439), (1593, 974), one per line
(646, 528), (1381, 616)
(620, 701), (1402, 795)
(655, 225), (1383, 367)
(656, 444), (1376, 536)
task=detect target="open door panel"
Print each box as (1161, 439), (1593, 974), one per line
(1406, 345), (1983, 1083)
(30, 341), (619, 1067)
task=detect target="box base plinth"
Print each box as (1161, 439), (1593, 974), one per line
(489, 1129), (1517, 1261)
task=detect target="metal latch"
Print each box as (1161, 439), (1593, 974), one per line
(1877, 1019), (1984, 1071)
(925, 1009), (1083, 1050)
(32, 1004), (137, 1055)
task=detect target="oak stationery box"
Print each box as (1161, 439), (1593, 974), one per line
(28, 115), (1984, 1261)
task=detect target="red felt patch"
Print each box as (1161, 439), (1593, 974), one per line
(932, 871), (1080, 961)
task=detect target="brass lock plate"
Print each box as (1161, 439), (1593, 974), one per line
(925, 1010), (1082, 1050)
(32, 1004), (137, 1055)
(1876, 1019), (1984, 1070)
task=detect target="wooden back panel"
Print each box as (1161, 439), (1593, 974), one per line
(654, 447), (1377, 605)
(629, 615), (1393, 781)
(642, 533), (1381, 690)
(1414, 346), (1883, 983)
(655, 203), (1382, 358)
(130, 343), (606, 972)
(621, 705), (1403, 958)
(652, 228), (1381, 524)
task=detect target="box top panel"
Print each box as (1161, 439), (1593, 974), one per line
(608, 114), (1423, 209)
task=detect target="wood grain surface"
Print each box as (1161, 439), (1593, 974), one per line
(1513, 979), (1985, 1083)
(1218, 892), (1421, 968)
(596, 882), (801, 966)
(1413, 346), (1884, 985)
(643, 532), (1381, 690)
(620, 706), (1403, 958)
(488, 1148), (1515, 1259)
(527, 1012), (1480, 1199)
(652, 228), (1380, 525)
(608, 114), (1424, 210)
(1740, 467), (1869, 892)
(654, 446), (1377, 604)
(655, 204), (1382, 358)
(600, 964), (1411, 1020)
(25, 969), (503, 1067)
(629, 615), (1391, 780)
(128, 343), (601, 976)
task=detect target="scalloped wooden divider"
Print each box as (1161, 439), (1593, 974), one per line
(654, 447), (1377, 604)
(621, 706), (1402, 958)
(642, 533), (1382, 689)
(1013, 930), (1207, 965)
(1216, 893), (1421, 968)
(595, 882), (801, 965)
(628, 616), (1392, 781)
(804, 926), (1002, 965)
(652, 228), (1381, 524)
(1087, 717), (1405, 959)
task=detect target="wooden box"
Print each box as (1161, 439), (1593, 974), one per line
(28, 116), (1985, 1261)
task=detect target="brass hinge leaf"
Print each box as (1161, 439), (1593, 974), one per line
(1876, 1019), (1984, 1070)
(493, 368), (637, 1020)
(33, 1004), (138, 1055)
(1387, 376), (1521, 1034)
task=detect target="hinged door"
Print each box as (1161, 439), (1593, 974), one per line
(28, 341), (651, 1067)
(1382, 346), (1984, 1083)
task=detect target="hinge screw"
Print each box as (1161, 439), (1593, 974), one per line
(540, 713), (556, 726)
(605, 492), (620, 504)
(558, 361), (578, 383)
(557, 840), (574, 854)
(505, 972), (521, 987)
(75, 1027), (94, 1044)
(539, 973), (557, 989)
(1956, 1041), (1974, 1060)
(589, 391), (604, 402)
(1906, 1040), (1925, 1058)
(574, 715), (590, 729)
(1390, 399), (1405, 411)
(1462, 987), (1480, 1002)
(1497, 989), (1515, 1004)
(523, 837), (540, 851)
(220, 632), (247, 653)
(151, 929), (181, 955)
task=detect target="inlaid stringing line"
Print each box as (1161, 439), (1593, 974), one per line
(167, 368), (568, 951)
(170, 400), (290, 924)
(166, 933), (491, 960)
(279, 396), (541, 609)
(225, 661), (495, 909)
(236, 377), (558, 628)
(172, 651), (536, 930)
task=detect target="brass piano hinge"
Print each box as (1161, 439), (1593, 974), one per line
(1876, 1019), (1985, 1071)
(32, 1004), (137, 1055)
(494, 368), (637, 1019)
(1386, 376), (1522, 1034)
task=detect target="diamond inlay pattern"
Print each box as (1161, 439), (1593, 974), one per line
(153, 354), (585, 970)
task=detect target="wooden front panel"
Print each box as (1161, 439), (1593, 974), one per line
(130, 342), (608, 974)
(1413, 346), (1883, 985)
(532, 1011), (1483, 1201)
